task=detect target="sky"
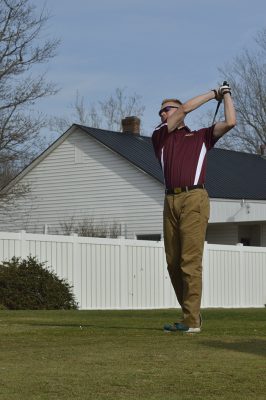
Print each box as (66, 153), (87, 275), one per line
(34, 0), (266, 138)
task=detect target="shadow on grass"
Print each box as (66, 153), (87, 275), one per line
(26, 322), (163, 332)
(200, 339), (266, 358)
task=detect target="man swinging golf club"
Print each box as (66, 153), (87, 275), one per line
(152, 82), (236, 333)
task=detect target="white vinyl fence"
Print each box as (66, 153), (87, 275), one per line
(0, 231), (266, 309)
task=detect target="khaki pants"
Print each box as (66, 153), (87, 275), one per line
(163, 189), (209, 328)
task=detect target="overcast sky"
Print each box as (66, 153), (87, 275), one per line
(35, 0), (266, 137)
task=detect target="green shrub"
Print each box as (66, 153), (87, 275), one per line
(0, 256), (78, 310)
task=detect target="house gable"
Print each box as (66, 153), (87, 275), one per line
(1, 126), (164, 237)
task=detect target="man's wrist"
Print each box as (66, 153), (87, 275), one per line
(212, 89), (217, 99)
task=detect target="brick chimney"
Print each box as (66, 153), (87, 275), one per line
(121, 116), (140, 135)
(260, 144), (266, 156)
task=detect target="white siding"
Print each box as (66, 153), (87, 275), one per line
(210, 198), (266, 223)
(1, 128), (164, 239)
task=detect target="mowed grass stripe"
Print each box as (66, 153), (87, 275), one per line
(0, 309), (265, 400)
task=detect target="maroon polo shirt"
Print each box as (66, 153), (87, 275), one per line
(152, 123), (218, 189)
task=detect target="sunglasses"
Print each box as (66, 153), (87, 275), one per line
(159, 105), (179, 116)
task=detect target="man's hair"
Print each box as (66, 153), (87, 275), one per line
(161, 98), (183, 107)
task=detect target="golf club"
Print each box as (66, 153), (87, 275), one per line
(212, 81), (229, 125)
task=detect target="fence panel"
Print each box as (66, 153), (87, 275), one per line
(202, 244), (266, 308)
(0, 231), (265, 309)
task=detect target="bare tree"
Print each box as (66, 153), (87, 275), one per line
(59, 216), (121, 238)
(0, 179), (29, 213)
(51, 87), (145, 134)
(0, 0), (60, 187)
(217, 28), (266, 153)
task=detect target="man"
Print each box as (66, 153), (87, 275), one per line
(152, 83), (236, 333)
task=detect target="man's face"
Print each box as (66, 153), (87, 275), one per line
(159, 102), (180, 123)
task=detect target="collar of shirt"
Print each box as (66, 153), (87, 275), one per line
(175, 125), (191, 132)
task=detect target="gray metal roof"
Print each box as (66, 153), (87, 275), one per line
(206, 148), (266, 200)
(78, 124), (266, 200)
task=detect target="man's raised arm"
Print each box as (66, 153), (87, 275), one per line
(213, 89), (237, 138)
(167, 90), (216, 132)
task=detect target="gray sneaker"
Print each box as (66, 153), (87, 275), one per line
(164, 322), (201, 333)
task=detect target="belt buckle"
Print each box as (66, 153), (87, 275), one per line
(173, 187), (182, 194)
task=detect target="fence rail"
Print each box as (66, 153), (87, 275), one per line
(0, 231), (265, 309)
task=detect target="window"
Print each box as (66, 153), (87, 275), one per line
(136, 234), (161, 241)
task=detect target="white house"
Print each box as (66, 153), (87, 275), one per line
(1, 118), (266, 245)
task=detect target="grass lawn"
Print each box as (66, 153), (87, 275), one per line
(0, 308), (265, 400)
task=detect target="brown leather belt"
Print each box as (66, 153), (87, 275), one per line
(165, 184), (205, 195)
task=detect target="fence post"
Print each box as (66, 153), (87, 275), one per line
(71, 233), (82, 308)
(237, 243), (244, 306)
(119, 236), (128, 308)
(20, 230), (27, 259)
(202, 241), (209, 307)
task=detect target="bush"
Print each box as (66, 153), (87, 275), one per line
(0, 256), (78, 310)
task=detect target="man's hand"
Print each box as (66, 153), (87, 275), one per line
(213, 82), (231, 101)
(219, 82), (231, 96)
